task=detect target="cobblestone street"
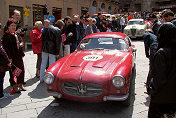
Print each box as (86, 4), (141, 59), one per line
(0, 40), (150, 118)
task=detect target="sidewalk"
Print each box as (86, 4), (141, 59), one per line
(0, 51), (54, 118)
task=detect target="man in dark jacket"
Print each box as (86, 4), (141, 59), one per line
(63, 16), (78, 53)
(150, 14), (161, 36)
(148, 22), (176, 118)
(96, 12), (102, 32)
(40, 24), (61, 82)
(162, 10), (176, 26)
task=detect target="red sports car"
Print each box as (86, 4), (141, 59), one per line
(44, 32), (136, 106)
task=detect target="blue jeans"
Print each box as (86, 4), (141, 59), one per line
(40, 52), (56, 81)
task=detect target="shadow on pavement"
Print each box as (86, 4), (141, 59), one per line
(0, 85), (21, 108)
(28, 82), (49, 99)
(24, 76), (40, 87)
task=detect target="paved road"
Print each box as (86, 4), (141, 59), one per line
(0, 40), (150, 118)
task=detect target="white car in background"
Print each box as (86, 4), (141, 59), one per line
(123, 19), (146, 38)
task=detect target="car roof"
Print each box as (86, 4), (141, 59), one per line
(83, 32), (127, 40)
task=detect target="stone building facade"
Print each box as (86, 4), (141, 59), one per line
(0, 0), (120, 46)
(0, 0), (120, 29)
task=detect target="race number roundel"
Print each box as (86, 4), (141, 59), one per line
(83, 55), (103, 61)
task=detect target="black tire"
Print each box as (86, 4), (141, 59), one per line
(121, 85), (132, 106)
(121, 66), (135, 106)
(132, 63), (136, 79)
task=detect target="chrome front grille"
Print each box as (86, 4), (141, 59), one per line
(62, 82), (103, 97)
(131, 28), (136, 36)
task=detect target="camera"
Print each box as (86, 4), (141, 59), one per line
(21, 28), (28, 32)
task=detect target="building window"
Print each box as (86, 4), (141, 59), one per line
(52, 7), (62, 23)
(32, 4), (44, 25)
(9, 5), (24, 25)
(67, 8), (72, 17)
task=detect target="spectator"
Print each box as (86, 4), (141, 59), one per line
(149, 14), (161, 36)
(106, 18), (113, 32)
(40, 22), (61, 82)
(62, 16), (73, 56)
(70, 14), (79, 53)
(30, 21), (43, 78)
(12, 9), (26, 37)
(162, 10), (176, 26)
(54, 20), (65, 59)
(116, 14), (121, 32)
(0, 38), (11, 99)
(120, 15), (125, 33)
(143, 30), (158, 94)
(95, 12), (102, 32)
(101, 18), (107, 32)
(148, 22), (176, 118)
(85, 18), (93, 36)
(43, 4), (49, 20)
(92, 18), (97, 33)
(2, 18), (25, 92)
(76, 16), (85, 46)
(42, 19), (50, 33)
(111, 16), (118, 32)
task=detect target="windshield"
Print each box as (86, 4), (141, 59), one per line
(78, 37), (128, 51)
(128, 20), (144, 25)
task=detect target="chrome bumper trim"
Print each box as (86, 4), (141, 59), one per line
(103, 93), (129, 101)
(47, 91), (62, 98)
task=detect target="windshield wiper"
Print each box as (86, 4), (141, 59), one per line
(94, 48), (105, 50)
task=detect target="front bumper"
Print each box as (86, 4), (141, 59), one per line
(47, 91), (62, 98)
(129, 35), (143, 38)
(47, 91), (129, 102)
(103, 93), (129, 101)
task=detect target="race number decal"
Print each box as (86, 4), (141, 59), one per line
(83, 55), (103, 61)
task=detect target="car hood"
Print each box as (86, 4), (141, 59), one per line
(125, 25), (145, 29)
(57, 50), (130, 81)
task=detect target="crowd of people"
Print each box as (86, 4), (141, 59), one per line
(0, 8), (176, 118)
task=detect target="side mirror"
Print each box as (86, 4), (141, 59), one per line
(80, 44), (86, 50)
(133, 48), (137, 52)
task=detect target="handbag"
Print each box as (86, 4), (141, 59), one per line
(0, 53), (8, 65)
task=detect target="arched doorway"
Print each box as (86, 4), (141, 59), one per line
(92, 0), (97, 14)
(101, 3), (105, 12)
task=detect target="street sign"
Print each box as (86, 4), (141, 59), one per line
(48, 15), (55, 23)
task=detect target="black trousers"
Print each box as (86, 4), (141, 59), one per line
(0, 72), (5, 97)
(148, 102), (176, 118)
(36, 53), (42, 70)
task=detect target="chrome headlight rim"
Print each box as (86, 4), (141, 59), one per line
(44, 72), (55, 84)
(139, 29), (145, 34)
(112, 75), (125, 88)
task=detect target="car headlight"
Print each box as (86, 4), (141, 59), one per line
(112, 75), (125, 88)
(44, 72), (54, 84)
(139, 29), (144, 34)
